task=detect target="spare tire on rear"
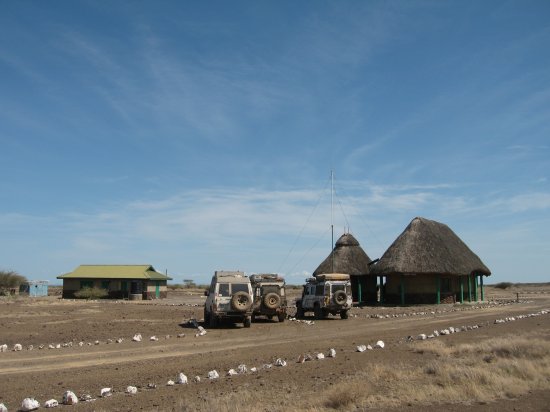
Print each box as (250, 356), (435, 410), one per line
(334, 290), (347, 305)
(263, 292), (281, 309)
(231, 291), (252, 312)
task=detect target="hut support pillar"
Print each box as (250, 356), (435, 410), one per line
(379, 275), (384, 304)
(358, 281), (363, 305)
(400, 275), (405, 306)
(474, 274), (478, 301)
(480, 275), (484, 301)
(460, 276), (464, 303)
(468, 275), (472, 302)
(436, 275), (441, 304)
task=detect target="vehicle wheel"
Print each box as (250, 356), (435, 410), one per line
(209, 313), (218, 328)
(278, 313), (286, 322)
(231, 292), (252, 312)
(314, 304), (323, 320)
(334, 290), (347, 305)
(243, 316), (251, 328)
(340, 310), (349, 319)
(263, 293), (281, 309)
(295, 302), (304, 319)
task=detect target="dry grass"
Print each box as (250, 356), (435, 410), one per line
(308, 333), (550, 411)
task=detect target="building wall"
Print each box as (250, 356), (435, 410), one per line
(62, 278), (168, 299)
(384, 273), (476, 304)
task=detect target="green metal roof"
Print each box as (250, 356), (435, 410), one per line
(57, 265), (173, 280)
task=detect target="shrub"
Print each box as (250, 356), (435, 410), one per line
(74, 287), (108, 300)
(493, 282), (513, 289)
(0, 270), (27, 295)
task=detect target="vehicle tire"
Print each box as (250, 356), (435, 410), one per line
(243, 316), (251, 328)
(231, 292), (252, 312)
(296, 302), (304, 319)
(263, 293), (281, 309)
(278, 313), (286, 322)
(340, 310), (349, 319)
(334, 290), (347, 305)
(314, 304), (323, 320)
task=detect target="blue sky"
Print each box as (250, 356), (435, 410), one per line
(1, 1), (549, 284)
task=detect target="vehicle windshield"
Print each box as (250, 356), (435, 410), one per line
(232, 283), (249, 294)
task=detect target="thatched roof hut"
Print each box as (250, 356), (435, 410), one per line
(370, 217), (491, 277)
(370, 217), (490, 304)
(313, 233), (375, 303)
(313, 233), (372, 276)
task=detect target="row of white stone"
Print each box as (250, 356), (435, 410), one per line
(0, 333), (187, 354)
(0, 340), (387, 411)
(408, 308), (550, 341)
(367, 299), (529, 320)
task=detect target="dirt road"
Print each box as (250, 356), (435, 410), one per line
(1, 288), (549, 411)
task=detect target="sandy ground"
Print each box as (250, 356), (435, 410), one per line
(1, 285), (549, 411)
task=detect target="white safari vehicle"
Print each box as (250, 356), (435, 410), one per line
(204, 271), (253, 328)
(249, 273), (287, 322)
(295, 273), (352, 319)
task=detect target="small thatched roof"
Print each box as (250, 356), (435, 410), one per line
(370, 217), (491, 277)
(313, 233), (372, 276)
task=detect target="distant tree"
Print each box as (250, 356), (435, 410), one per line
(493, 282), (514, 290)
(0, 270), (28, 294)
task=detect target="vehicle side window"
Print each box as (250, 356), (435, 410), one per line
(315, 284), (324, 296)
(218, 283), (230, 296)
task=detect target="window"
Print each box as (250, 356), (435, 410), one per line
(232, 283), (249, 294)
(218, 283), (230, 296)
(315, 284), (324, 296)
(80, 280), (93, 289)
(101, 281), (110, 290)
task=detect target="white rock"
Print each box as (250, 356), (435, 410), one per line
(196, 326), (207, 336)
(55, 344), (61, 349)
(417, 334), (427, 340)
(275, 358), (287, 367)
(166, 380), (175, 386)
(433, 330), (440, 337)
(193, 376), (201, 383)
(427, 334), (435, 339)
(375, 340), (385, 349)
(132, 334), (142, 342)
(449, 327), (455, 333)
(27, 345), (34, 351)
(44, 398), (59, 408)
(237, 364), (247, 374)
(207, 370), (219, 380)
(13, 343), (22, 351)
(367, 345), (373, 350)
(227, 369), (237, 376)
(356, 345), (367, 352)
(62, 390), (78, 405)
(94, 340), (100, 345)
(0, 344), (7, 352)
(126, 386), (138, 394)
(440, 329), (450, 335)
(21, 398), (40, 411)
(116, 338), (123, 343)
(176, 373), (188, 384)
(150, 336), (158, 342)
(250, 367), (258, 373)
(0, 403), (7, 412)
(328, 348), (336, 358)
(78, 342), (84, 347)
(100, 388), (112, 397)
(316, 353), (325, 360)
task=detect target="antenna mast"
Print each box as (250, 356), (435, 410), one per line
(331, 170), (334, 272)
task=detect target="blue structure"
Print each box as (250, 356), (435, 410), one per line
(20, 281), (49, 297)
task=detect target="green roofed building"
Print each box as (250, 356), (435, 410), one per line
(57, 265), (172, 300)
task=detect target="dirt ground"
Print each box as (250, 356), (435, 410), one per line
(1, 284), (550, 411)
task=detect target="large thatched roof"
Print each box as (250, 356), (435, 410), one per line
(313, 233), (372, 276)
(370, 217), (491, 277)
